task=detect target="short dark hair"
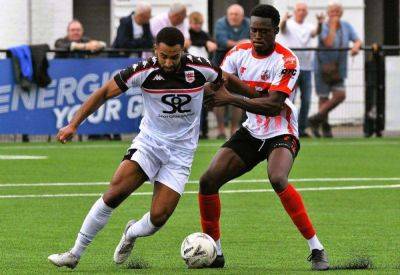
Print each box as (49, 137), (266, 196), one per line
(250, 4), (280, 27)
(156, 27), (185, 47)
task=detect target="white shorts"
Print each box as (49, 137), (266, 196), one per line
(122, 132), (194, 195)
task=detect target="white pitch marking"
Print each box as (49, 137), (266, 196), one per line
(0, 141), (399, 150)
(0, 184), (399, 199)
(1, 177), (400, 188)
(0, 155), (48, 160)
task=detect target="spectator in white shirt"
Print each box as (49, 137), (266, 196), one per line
(150, 3), (191, 49)
(279, 2), (324, 137)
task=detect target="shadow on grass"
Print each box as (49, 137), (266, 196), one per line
(125, 257), (151, 269)
(330, 256), (373, 270)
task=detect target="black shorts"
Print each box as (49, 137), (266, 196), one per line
(222, 127), (300, 170)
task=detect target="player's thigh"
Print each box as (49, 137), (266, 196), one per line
(103, 160), (148, 208)
(266, 135), (299, 192)
(150, 182), (181, 226)
(200, 147), (248, 192)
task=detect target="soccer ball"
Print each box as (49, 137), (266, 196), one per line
(180, 232), (217, 268)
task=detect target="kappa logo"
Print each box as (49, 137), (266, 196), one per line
(151, 56), (157, 65)
(185, 70), (195, 83)
(132, 64), (138, 71)
(152, 74), (165, 81)
(187, 55), (194, 62)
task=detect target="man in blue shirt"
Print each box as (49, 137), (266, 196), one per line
(308, 2), (361, 137)
(213, 4), (250, 139)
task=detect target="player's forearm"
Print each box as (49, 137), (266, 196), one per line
(229, 96), (283, 116)
(225, 74), (260, 98)
(69, 88), (107, 128)
(69, 80), (120, 128)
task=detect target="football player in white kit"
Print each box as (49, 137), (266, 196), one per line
(198, 5), (329, 270)
(48, 27), (223, 269)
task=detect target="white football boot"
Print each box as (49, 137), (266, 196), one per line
(48, 251), (79, 269)
(113, 219), (137, 264)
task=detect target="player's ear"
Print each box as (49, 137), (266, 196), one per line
(153, 43), (158, 55)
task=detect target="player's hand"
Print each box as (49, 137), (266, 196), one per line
(213, 85), (234, 107)
(56, 124), (77, 144)
(316, 13), (325, 24)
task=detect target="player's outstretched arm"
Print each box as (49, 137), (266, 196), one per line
(56, 79), (122, 143)
(213, 84), (286, 116)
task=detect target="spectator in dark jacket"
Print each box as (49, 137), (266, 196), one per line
(55, 20), (105, 58)
(112, 1), (153, 57)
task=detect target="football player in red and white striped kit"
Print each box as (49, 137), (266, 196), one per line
(199, 4), (329, 270)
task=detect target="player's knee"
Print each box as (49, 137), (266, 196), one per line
(199, 171), (220, 194)
(268, 173), (288, 193)
(150, 208), (172, 227)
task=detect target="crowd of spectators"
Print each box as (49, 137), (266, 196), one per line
(51, 1), (361, 139)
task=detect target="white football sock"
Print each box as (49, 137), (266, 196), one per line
(307, 235), (324, 251)
(215, 239), (223, 256)
(70, 197), (113, 258)
(126, 212), (160, 240)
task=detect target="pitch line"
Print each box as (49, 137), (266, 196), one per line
(0, 184), (399, 199)
(1, 177), (400, 188)
(0, 155), (47, 160)
(0, 141), (398, 150)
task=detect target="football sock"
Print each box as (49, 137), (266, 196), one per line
(215, 239), (223, 256)
(307, 235), (324, 251)
(198, 193), (222, 254)
(70, 197), (113, 258)
(126, 212), (160, 240)
(277, 184), (316, 240)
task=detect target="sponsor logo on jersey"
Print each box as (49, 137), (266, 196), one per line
(283, 56), (297, 69)
(152, 74), (165, 81)
(161, 94), (192, 114)
(185, 70), (195, 83)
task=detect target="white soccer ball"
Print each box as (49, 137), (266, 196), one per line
(180, 232), (217, 268)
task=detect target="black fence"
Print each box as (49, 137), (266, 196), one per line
(0, 45), (398, 142)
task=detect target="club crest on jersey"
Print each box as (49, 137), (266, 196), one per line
(261, 70), (270, 81)
(240, 66), (246, 74)
(185, 70), (195, 83)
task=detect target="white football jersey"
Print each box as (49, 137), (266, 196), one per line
(115, 55), (222, 152)
(221, 42), (300, 139)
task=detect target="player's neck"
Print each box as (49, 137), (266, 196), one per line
(253, 43), (275, 57)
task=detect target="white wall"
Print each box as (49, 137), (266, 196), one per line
(0, 0), (72, 49)
(385, 57), (400, 131)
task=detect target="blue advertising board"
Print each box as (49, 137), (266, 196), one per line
(0, 58), (143, 134)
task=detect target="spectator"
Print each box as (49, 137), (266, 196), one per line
(278, 2), (324, 138)
(188, 12), (217, 58)
(308, 2), (361, 138)
(54, 20), (105, 58)
(112, 1), (153, 57)
(150, 3), (191, 49)
(213, 4), (250, 139)
(187, 12), (217, 139)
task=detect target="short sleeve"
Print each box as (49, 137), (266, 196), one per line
(347, 23), (359, 42)
(220, 48), (238, 75)
(269, 55), (300, 95)
(186, 55), (223, 85)
(114, 61), (148, 92)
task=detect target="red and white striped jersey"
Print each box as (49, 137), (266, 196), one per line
(221, 42), (300, 139)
